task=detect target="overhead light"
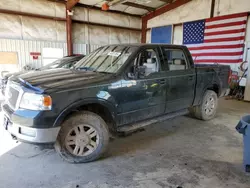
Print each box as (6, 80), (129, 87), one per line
(102, 2), (110, 11)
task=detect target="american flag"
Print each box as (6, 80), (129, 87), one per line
(183, 12), (248, 64)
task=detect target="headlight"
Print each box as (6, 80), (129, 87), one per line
(19, 93), (52, 110)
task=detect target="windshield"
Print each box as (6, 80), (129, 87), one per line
(73, 46), (137, 73)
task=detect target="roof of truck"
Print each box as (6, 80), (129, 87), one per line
(104, 43), (187, 48)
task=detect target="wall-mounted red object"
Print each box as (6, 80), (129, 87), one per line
(30, 52), (41, 56)
(102, 3), (109, 11)
(30, 52), (41, 60)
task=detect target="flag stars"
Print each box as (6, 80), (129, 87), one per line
(183, 20), (205, 44)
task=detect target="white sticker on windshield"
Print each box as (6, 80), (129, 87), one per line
(108, 52), (121, 57)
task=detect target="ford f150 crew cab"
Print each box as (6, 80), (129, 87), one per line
(2, 44), (230, 163)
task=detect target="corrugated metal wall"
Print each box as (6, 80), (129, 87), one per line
(0, 0), (141, 73)
(0, 39), (102, 71)
(0, 39), (67, 70)
(73, 43), (102, 55)
(0, 0), (141, 46)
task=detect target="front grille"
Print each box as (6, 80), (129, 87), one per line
(8, 87), (19, 108)
(1, 79), (7, 95)
(5, 82), (22, 110)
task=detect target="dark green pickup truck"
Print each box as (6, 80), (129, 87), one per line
(2, 44), (230, 163)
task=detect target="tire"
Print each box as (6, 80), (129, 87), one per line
(55, 111), (109, 163)
(191, 90), (218, 121)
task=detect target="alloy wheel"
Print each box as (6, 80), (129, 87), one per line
(65, 124), (99, 156)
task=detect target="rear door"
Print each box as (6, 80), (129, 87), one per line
(160, 47), (196, 113)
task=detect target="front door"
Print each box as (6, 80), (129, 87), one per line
(160, 47), (196, 113)
(116, 47), (167, 126)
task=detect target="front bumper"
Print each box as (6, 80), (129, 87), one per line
(4, 117), (60, 144)
(1, 103), (60, 144)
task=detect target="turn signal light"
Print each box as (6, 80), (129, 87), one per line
(43, 96), (52, 107)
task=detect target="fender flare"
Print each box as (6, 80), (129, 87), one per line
(52, 98), (117, 127)
(199, 82), (220, 104)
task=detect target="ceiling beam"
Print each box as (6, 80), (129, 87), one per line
(0, 8), (66, 21)
(143, 0), (192, 20)
(122, 2), (155, 11)
(48, 0), (141, 18)
(75, 2), (141, 17)
(48, 0), (66, 3)
(159, 0), (174, 3)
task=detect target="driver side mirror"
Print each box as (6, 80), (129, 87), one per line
(136, 66), (146, 78)
(127, 66), (146, 79)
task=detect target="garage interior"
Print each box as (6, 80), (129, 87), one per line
(0, 0), (250, 188)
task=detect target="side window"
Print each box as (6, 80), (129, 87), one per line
(140, 49), (159, 76)
(127, 48), (160, 79)
(161, 48), (188, 71)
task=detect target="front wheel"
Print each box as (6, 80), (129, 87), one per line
(55, 111), (109, 163)
(191, 90), (218, 121)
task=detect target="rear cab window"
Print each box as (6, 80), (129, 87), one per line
(160, 47), (189, 71)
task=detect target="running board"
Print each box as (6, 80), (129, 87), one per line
(117, 109), (189, 133)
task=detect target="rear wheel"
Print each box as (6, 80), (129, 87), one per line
(55, 111), (109, 163)
(191, 90), (218, 121)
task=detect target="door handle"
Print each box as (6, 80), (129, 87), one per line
(157, 79), (166, 85)
(188, 76), (194, 81)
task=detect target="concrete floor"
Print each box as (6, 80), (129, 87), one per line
(0, 99), (250, 188)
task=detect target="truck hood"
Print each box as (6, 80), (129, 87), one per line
(13, 68), (112, 92)
(3, 71), (27, 80)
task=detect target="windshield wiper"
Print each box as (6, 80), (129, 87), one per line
(75, 67), (94, 71)
(93, 71), (113, 74)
